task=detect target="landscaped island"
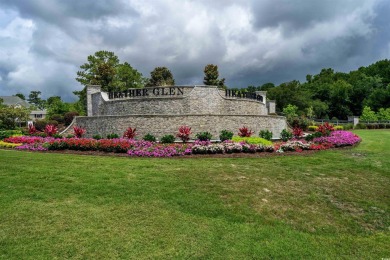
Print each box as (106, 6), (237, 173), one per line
(1, 123), (361, 157)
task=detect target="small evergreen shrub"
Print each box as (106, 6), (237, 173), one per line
(50, 114), (64, 124)
(305, 132), (322, 141)
(53, 134), (63, 139)
(161, 134), (175, 144)
(67, 134), (75, 138)
(343, 123), (354, 130)
(259, 130), (273, 140)
(195, 132), (212, 141)
(143, 133), (156, 142)
(354, 123), (367, 129)
(219, 130), (233, 142)
(64, 111), (79, 126)
(34, 120), (48, 131)
(107, 133), (119, 139)
(280, 129), (293, 142)
(92, 134), (102, 140)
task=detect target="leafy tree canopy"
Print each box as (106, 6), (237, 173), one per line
(203, 64), (225, 88)
(146, 67), (175, 87)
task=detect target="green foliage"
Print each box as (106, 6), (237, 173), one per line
(147, 67), (175, 86)
(0, 130), (22, 140)
(160, 134), (175, 144)
(106, 133), (119, 139)
(259, 130), (273, 141)
(14, 93), (26, 100)
(195, 132), (213, 141)
(305, 132), (323, 141)
(64, 111), (79, 126)
(0, 105), (30, 130)
(92, 134), (102, 140)
(219, 130), (233, 142)
(75, 50), (146, 113)
(308, 126), (318, 131)
(355, 123), (367, 129)
(27, 91), (46, 109)
(143, 133), (156, 142)
(280, 129), (293, 141)
(203, 64), (225, 88)
(343, 123), (354, 130)
(289, 116), (310, 131)
(377, 108), (390, 120)
(334, 126), (344, 130)
(360, 106), (378, 121)
(231, 136), (272, 145)
(283, 104), (298, 120)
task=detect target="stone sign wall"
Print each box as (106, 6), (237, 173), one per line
(65, 85), (287, 138)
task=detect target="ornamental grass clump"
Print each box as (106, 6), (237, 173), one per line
(73, 126), (86, 138)
(177, 126), (192, 143)
(44, 124), (58, 137)
(123, 127), (137, 139)
(238, 126), (254, 137)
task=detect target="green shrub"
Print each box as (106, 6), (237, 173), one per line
(219, 130), (233, 142)
(106, 133), (119, 139)
(305, 132), (322, 141)
(50, 114), (64, 124)
(280, 129), (293, 142)
(333, 125), (344, 130)
(92, 134), (102, 140)
(289, 116), (309, 131)
(160, 134), (175, 144)
(64, 111), (79, 126)
(308, 126), (318, 131)
(66, 134), (75, 138)
(354, 123), (367, 129)
(195, 132), (212, 141)
(259, 130), (273, 141)
(343, 123), (354, 130)
(34, 120), (48, 131)
(367, 124), (379, 129)
(0, 130), (22, 140)
(231, 136), (272, 145)
(143, 133), (156, 142)
(52, 134), (63, 139)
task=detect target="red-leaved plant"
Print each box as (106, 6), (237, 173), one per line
(292, 127), (303, 138)
(44, 124), (58, 137)
(316, 122), (334, 136)
(177, 125), (192, 142)
(28, 124), (37, 135)
(238, 126), (254, 137)
(123, 127), (137, 139)
(73, 126), (86, 138)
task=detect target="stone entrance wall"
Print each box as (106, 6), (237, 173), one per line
(72, 114), (287, 139)
(64, 85), (287, 138)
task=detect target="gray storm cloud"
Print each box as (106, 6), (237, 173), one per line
(0, 0), (388, 101)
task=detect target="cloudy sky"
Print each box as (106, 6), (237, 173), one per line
(0, 0), (389, 101)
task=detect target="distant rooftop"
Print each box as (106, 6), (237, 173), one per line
(0, 96), (31, 108)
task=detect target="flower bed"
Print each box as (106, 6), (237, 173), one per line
(1, 131), (361, 157)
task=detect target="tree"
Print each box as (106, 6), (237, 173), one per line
(14, 93), (26, 100)
(0, 105), (30, 130)
(27, 91), (46, 109)
(360, 106), (378, 121)
(147, 67), (175, 86)
(203, 64), (225, 88)
(46, 96), (71, 119)
(75, 50), (146, 113)
(76, 50), (120, 92)
(282, 104), (298, 120)
(377, 108), (390, 120)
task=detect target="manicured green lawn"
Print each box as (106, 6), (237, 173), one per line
(0, 130), (389, 259)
